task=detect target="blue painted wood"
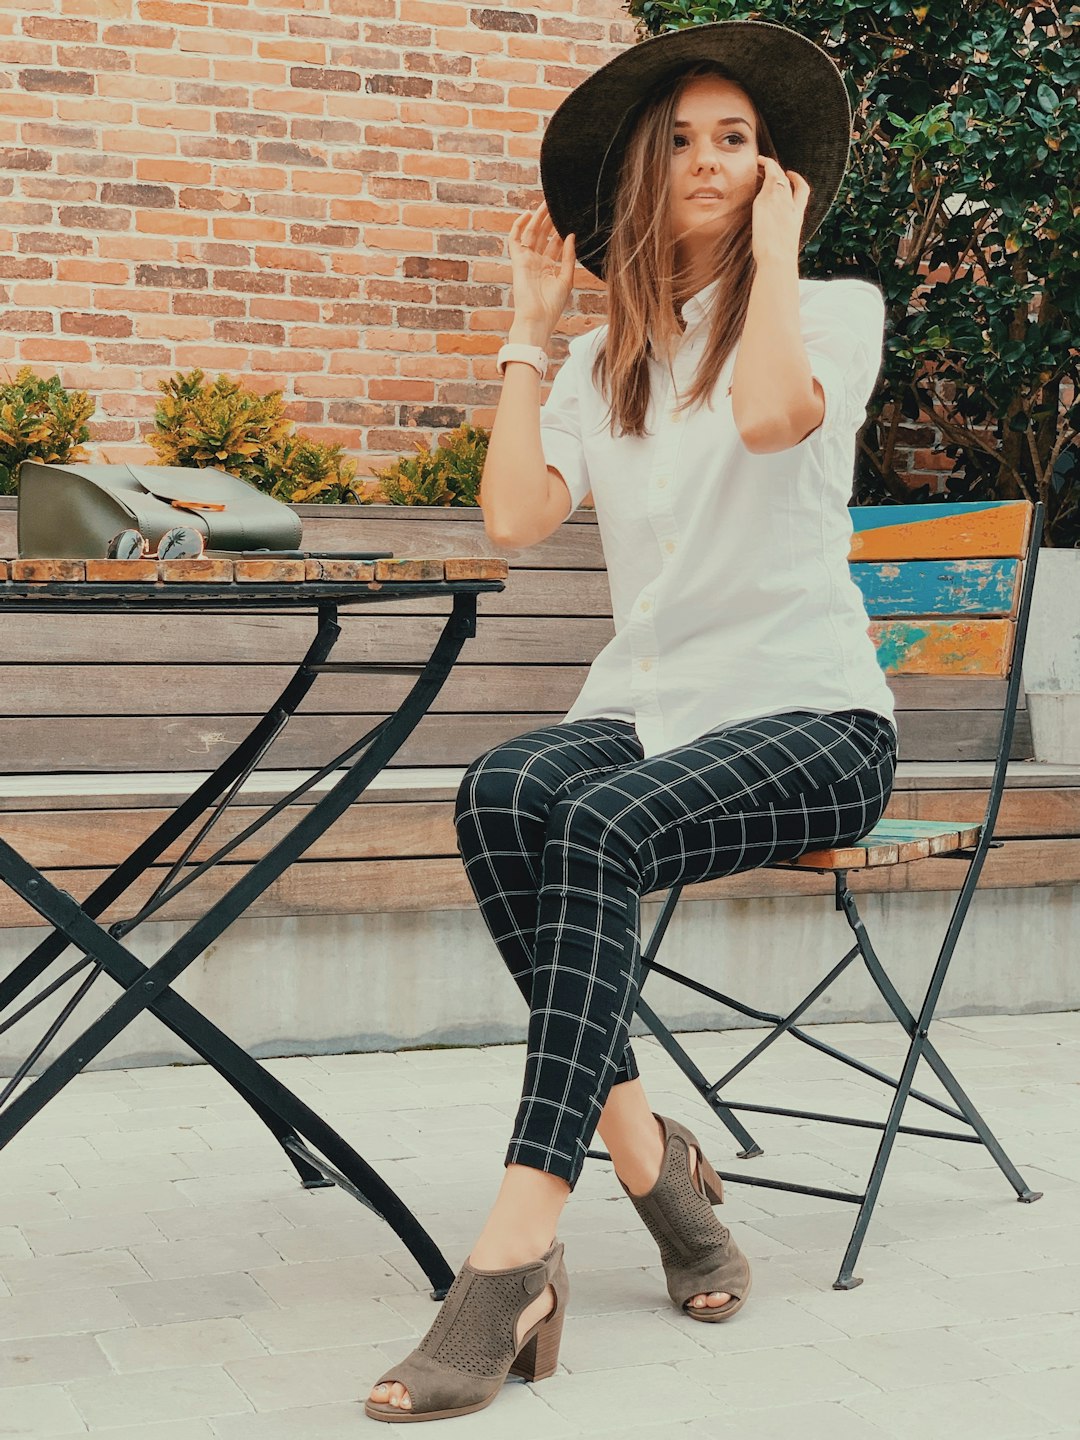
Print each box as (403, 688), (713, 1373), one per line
(852, 559), (1019, 617)
(848, 501), (1020, 534)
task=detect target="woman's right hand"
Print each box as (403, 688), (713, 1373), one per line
(507, 202), (576, 346)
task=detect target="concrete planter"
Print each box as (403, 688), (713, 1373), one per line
(1022, 547), (1080, 763)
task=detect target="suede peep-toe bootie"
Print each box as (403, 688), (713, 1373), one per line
(621, 1114), (751, 1323)
(364, 1240), (568, 1423)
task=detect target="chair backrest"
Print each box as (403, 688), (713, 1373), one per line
(849, 499), (1042, 817)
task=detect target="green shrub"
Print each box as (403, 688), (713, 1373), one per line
(628, 0), (1080, 544)
(373, 422), (488, 506)
(0, 367), (93, 496)
(147, 369), (360, 503)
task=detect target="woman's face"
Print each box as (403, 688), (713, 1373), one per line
(668, 74), (761, 253)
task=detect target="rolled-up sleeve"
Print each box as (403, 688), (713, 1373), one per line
(801, 280), (886, 438)
(539, 333), (594, 518)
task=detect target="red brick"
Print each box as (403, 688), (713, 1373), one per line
(19, 231), (93, 256)
(211, 269), (285, 293)
(292, 67), (361, 91)
(21, 69), (95, 95)
(289, 224), (359, 247)
(100, 183), (175, 209)
(404, 257), (468, 281)
(135, 263), (208, 289)
(0, 310), (53, 332)
(472, 8), (537, 32)
(215, 320), (286, 345)
(0, 257), (53, 280)
(61, 313), (134, 338)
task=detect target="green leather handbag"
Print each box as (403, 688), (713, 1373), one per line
(17, 462), (302, 558)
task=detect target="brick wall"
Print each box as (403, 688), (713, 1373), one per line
(0, 0), (635, 474)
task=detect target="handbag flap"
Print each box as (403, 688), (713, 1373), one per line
(125, 464), (257, 506)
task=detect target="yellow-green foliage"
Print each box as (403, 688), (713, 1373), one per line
(148, 369), (359, 502)
(0, 367), (93, 496)
(373, 422), (488, 506)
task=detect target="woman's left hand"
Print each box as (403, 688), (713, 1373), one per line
(751, 156), (811, 266)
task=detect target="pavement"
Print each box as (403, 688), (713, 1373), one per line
(1, 1011), (1078, 1439)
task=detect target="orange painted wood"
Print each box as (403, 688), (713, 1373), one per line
(0, 560), (8, 581)
(159, 558), (234, 583)
(849, 503), (1030, 561)
(790, 820), (982, 870)
(870, 619), (1013, 676)
(304, 558), (376, 582)
(85, 560), (159, 583)
(444, 557), (510, 581)
(373, 558), (446, 581)
(234, 559), (306, 583)
(11, 559), (86, 583)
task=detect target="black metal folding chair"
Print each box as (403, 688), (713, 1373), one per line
(627, 500), (1045, 1288)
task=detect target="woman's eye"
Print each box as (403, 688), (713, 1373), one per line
(672, 134), (688, 149)
(725, 134), (745, 146)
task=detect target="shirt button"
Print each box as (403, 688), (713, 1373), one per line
(656, 476), (669, 489)
(639, 658), (653, 672)
(664, 540), (677, 555)
(640, 598), (652, 613)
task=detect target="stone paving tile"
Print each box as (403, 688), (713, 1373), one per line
(96, 1316), (269, 1373)
(0, 1332), (113, 1387)
(0, 1381), (87, 1437)
(947, 1311), (1080, 1373)
(0, 1225), (31, 1260)
(675, 1341), (881, 1409)
(0, 1287), (134, 1343)
(0, 1247), (149, 1296)
(844, 1377), (1058, 1440)
(21, 1211), (168, 1258)
(67, 1363), (253, 1429)
(983, 1366), (1080, 1429)
(814, 1327), (1012, 1391)
(127, 1233), (284, 1282)
(239, 1296), (415, 1354)
(112, 1272), (277, 1327)
(146, 1200), (297, 1242)
(0, 1012), (1076, 1436)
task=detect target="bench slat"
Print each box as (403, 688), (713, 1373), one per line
(870, 619), (1013, 676)
(852, 559), (1020, 617)
(849, 501), (1030, 561)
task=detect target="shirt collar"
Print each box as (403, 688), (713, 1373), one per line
(680, 277), (722, 331)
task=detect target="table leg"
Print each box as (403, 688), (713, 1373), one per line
(0, 596), (477, 1294)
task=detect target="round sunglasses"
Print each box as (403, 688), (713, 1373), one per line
(105, 527), (206, 561)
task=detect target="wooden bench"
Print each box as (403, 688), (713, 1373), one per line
(0, 495), (1078, 934)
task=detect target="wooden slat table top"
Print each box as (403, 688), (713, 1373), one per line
(0, 556), (508, 610)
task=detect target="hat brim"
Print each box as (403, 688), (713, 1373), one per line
(540, 20), (851, 279)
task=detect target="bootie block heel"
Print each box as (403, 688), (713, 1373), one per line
(621, 1114), (751, 1324)
(365, 1240), (568, 1423)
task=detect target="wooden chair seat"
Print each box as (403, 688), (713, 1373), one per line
(785, 818), (982, 870)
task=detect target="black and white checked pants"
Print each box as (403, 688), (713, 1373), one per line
(454, 709), (897, 1189)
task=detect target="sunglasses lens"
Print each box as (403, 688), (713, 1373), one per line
(157, 526), (204, 560)
(106, 529), (148, 560)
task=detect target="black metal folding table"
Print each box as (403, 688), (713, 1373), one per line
(0, 557), (506, 1300)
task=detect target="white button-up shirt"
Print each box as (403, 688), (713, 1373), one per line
(539, 276), (896, 759)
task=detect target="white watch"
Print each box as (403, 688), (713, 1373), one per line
(497, 343), (549, 380)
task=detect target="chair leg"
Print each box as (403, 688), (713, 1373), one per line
(831, 882), (1042, 1287)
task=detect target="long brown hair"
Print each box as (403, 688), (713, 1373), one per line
(593, 63), (782, 437)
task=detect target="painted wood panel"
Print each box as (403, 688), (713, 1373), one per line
(849, 501), (1030, 561)
(870, 619), (1014, 676)
(852, 559), (1020, 617)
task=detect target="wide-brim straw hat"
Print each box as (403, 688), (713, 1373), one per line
(540, 20), (852, 278)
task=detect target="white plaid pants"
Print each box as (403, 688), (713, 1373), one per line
(454, 709), (897, 1188)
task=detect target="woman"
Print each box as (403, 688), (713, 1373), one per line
(366, 19), (895, 1423)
